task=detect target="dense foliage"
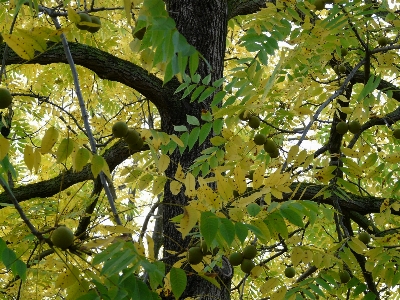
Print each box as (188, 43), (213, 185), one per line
(0, 0), (400, 299)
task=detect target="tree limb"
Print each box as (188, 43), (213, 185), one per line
(0, 42), (179, 112)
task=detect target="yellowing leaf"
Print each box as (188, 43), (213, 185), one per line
(179, 205), (200, 238)
(174, 163), (185, 182)
(271, 286), (287, 300)
(146, 234), (155, 260)
(74, 148), (91, 172)
(102, 225), (135, 234)
(24, 144), (34, 171)
(91, 154), (104, 178)
(210, 136), (226, 146)
(348, 239), (367, 254)
(287, 145), (299, 164)
(234, 165), (247, 194)
(102, 160), (112, 180)
(170, 181), (182, 195)
(291, 247), (304, 266)
(385, 153), (400, 164)
(253, 163), (265, 189)
(153, 176), (167, 195)
(158, 154), (170, 173)
(0, 135), (9, 161)
(260, 278), (280, 295)
(41, 126), (59, 154)
(33, 148), (41, 173)
(294, 107), (313, 115)
(2, 33), (35, 60)
(67, 8), (81, 23)
(184, 172), (196, 197)
(170, 134), (184, 147)
(56, 138), (74, 163)
(55, 265), (79, 289)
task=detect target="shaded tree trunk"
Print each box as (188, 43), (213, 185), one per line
(159, 1), (232, 299)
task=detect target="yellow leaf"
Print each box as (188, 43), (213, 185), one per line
(0, 135), (9, 161)
(24, 144), (34, 171)
(56, 138), (74, 163)
(170, 181), (182, 195)
(271, 286), (287, 300)
(294, 107), (313, 115)
(260, 278), (280, 295)
(170, 134), (184, 147)
(102, 159), (112, 180)
(102, 225), (134, 234)
(146, 234), (155, 260)
(41, 126), (59, 154)
(348, 239), (367, 254)
(74, 147), (90, 172)
(2, 33), (35, 60)
(153, 176), (167, 195)
(294, 149), (307, 166)
(216, 172), (232, 201)
(15, 28), (47, 52)
(341, 147), (360, 158)
(33, 148), (41, 173)
(234, 165), (247, 194)
(179, 205), (200, 238)
(184, 172), (196, 197)
(174, 163), (185, 182)
(67, 8), (81, 23)
(340, 107), (354, 114)
(312, 252), (323, 268)
(271, 188), (283, 199)
(253, 163), (265, 189)
(385, 153), (400, 164)
(83, 237), (114, 249)
(91, 154), (104, 178)
(210, 136), (226, 146)
(123, 0), (132, 24)
(291, 247), (304, 266)
(158, 154), (170, 173)
(287, 145), (299, 164)
(55, 265), (79, 289)
(138, 174), (153, 190)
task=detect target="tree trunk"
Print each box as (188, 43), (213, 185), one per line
(159, 1), (232, 299)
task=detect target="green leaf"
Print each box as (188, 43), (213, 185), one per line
(265, 211), (288, 239)
(15, 260), (27, 281)
(198, 87), (216, 103)
(91, 154), (105, 178)
(199, 123), (212, 146)
(189, 51), (199, 78)
(56, 138), (74, 163)
(219, 218), (235, 246)
(211, 90), (226, 107)
(170, 268), (187, 299)
(101, 249), (136, 276)
(200, 212), (219, 246)
(2, 247), (17, 270)
(212, 119), (224, 135)
(191, 85), (206, 102)
(74, 147), (91, 172)
(186, 115), (200, 126)
(92, 242), (124, 266)
(174, 125), (188, 132)
(235, 222), (248, 244)
(188, 127), (200, 151)
(212, 77), (225, 88)
(280, 203), (304, 227)
(202, 74), (212, 85)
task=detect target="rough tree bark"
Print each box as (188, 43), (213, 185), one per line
(159, 1), (232, 299)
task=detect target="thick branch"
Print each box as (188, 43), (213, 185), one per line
(0, 140), (131, 204)
(0, 42), (179, 111)
(227, 0), (271, 19)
